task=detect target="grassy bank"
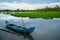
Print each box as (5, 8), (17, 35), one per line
(11, 11), (60, 19)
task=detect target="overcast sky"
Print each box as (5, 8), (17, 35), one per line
(0, 0), (60, 10)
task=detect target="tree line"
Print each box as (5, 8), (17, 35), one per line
(0, 5), (60, 12)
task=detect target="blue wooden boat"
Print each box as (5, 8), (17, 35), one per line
(5, 21), (35, 33)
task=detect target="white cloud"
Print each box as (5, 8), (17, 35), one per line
(0, 2), (37, 10)
(0, 2), (60, 10)
(34, 2), (60, 9)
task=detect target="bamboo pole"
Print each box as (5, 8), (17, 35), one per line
(21, 17), (26, 39)
(21, 17), (25, 28)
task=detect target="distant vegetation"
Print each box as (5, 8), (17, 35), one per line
(11, 11), (60, 19)
(0, 5), (60, 19)
(0, 5), (60, 12)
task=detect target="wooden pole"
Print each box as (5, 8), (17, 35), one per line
(21, 17), (26, 39)
(21, 17), (25, 28)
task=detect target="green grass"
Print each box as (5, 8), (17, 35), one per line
(11, 11), (60, 19)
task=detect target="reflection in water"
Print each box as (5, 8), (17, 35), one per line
(0, 29), (33, 40)
(18, 32), (33, 40)
(0, 14), (60, 40)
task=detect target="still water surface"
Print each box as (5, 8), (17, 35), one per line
(0, 14), (60, 40)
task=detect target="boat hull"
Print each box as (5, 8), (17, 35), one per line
(6, 24), (35, 33)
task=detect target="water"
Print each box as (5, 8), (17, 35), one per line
(0, 13), (60, 40)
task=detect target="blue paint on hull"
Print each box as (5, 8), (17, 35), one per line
(5, 21), (35, 33)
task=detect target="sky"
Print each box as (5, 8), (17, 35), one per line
(0, 0), (60, 10)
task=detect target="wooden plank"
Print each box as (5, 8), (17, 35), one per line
(0, 29), (15, 34)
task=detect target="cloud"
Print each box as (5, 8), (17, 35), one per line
(0, 2), (37, 10)
(35, 2), (60, 9)
(0, 2), (60, 10)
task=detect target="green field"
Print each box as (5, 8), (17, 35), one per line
(11, 11), (60, 19)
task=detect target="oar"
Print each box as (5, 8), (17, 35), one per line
(21, 17), (26, 39)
